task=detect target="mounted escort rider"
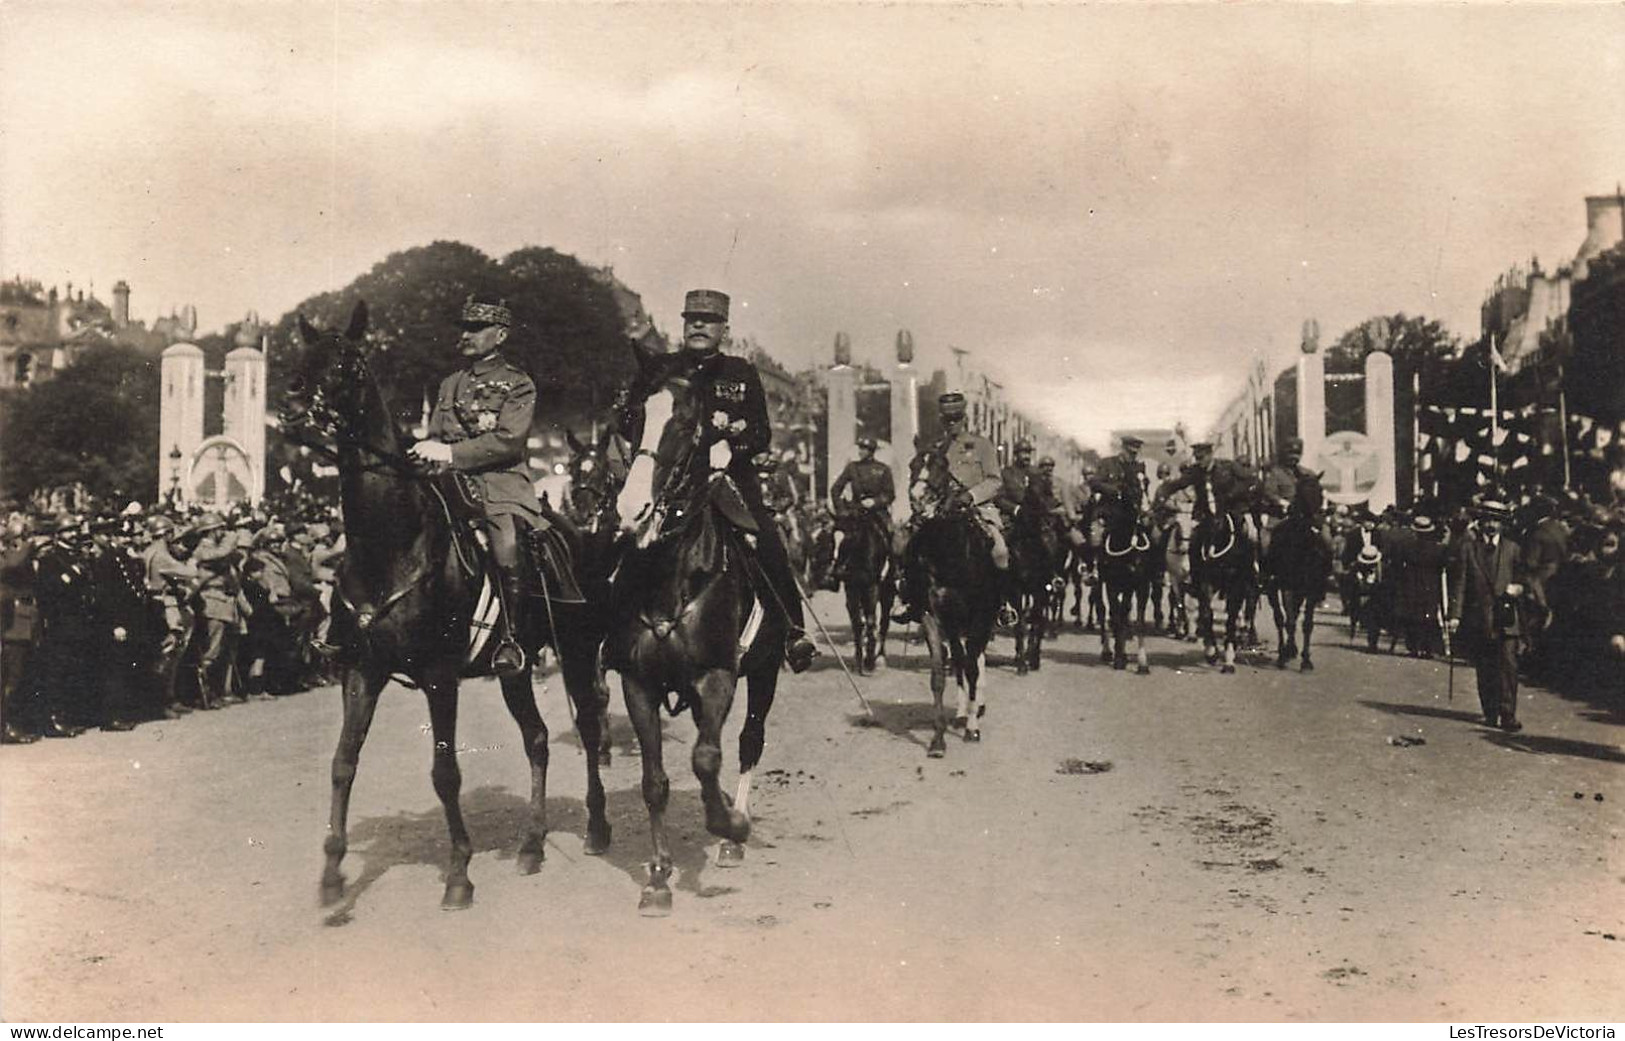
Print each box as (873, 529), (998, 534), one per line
(1152, 441), (1258, 559)
(829, 434), (895, 581)
(624, 289), (819, 674)
(891, 391), (1010, 625)
(1089, 433), (1149, 525)
(408, 295), (541, 677)
(1256, 436), (1329, 559)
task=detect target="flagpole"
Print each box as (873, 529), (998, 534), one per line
(1489, 333), (1501, 483)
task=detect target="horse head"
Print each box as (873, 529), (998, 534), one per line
(565, 425), (632, 532)
(283, 301), (380, 450)
(1290, 469), (1326, 523)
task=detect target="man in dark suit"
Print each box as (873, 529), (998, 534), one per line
(1447, 498), (1528, 732)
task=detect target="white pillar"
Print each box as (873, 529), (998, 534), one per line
(889, 362), (919, 521)
(827, 364), (857, 499)
(1365, 349), (1397, 512)
(223, 346), (267, 504)
(159, 343), (205, 503)
(1296, 344), (1325, 469)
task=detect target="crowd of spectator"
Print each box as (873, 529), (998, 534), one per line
(1, 495), (345, 743)
(1332, 486), (1625, 700)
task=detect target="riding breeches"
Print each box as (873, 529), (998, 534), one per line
(484, 514), (522, 570)
(739, 482), (806, 631)
(977, 504), (1010, 569)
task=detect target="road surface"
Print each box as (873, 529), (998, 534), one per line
(2, 591), (1620, 1021)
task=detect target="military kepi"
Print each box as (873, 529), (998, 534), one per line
(939, 391), (967, 417)
(460, 295), (511, 330)
(682, 289), (730, 321)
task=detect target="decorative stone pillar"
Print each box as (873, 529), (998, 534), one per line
(1365, 349), (1397, 512)
(159, 343), (205, 503)
(223, 345), (267, 504)
(1296, 332), (1325, 468)
(827, 343), (857, 501)
(889, 330), (919, 521)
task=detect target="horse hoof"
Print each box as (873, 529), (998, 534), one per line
(1112, 659), (1126, 671)
(585, 824), (612, 856)
(516, 849), (544, 875)
(951, 715), (967, 730)
(639, 886), (673, 917)
(1136, 665), (1151, 676)
(1276, 658), (1288, 670)
(441, 882), (475, 911)
(319, 879), (345, 907)
(927, 734), (947, 758)
(1220, 664), (1236, 675)
(963, 728), (981, 744)
(1300, 660), (1315, 672)
(1016, 663), (1028, 676)
(1100, 649), (1112, 664)
(597, 751), (612, 769)
(717, 841), (745, 867)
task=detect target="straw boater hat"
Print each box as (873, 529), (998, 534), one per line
(1357, 544), (1382, 565)
(1411, 515), (1436, 534)
(1475, 498), (1512, 520)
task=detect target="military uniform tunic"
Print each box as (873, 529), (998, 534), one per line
(427, 353), (542, 523)
(831, 458), (896, 516)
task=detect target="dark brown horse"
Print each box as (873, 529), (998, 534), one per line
(598, 369), (786, 916)
(282, 302), (612, 912)
(912, 500), (1000, 756)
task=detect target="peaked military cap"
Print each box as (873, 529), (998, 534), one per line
(681, 289), (730, 320)
(938, 392), (967, 417)
(1120, 434), (1144, 448)
(856, 435), (878, 450)
(1191, 440), (1215, 452)
(459, 294), (511, 330)
(1285, 437), (1305, 453)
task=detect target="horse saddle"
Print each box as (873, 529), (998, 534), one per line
(524, 523), (586, 604)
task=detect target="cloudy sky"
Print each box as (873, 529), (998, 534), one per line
(4, 3), (1623, 450)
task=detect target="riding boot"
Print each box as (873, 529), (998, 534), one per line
(890, 555), (927, 625)
(492, 565), (528, 677)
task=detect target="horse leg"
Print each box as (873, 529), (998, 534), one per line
(320, 662), (386, 907)
(621, 673), (674, 915)
(729, 658), (780, 861)
(498, 669), (551, 874)
(844, 585), (865, 674)
(1220, 587), (1239, 675)
(963, 648), (985, 743)
(922, 613), (948, 757)
(1300, 596), (1317, 672)
(422, 665), (474, 910)
(1197, 584), (1218, 664)
(1028, 596), (1044, 672)
(692, 667), (749, 862)
(1135, 582), (1151, 675)
(1014, 596), (1030, 676)
(560, 638), (612, 855)
(1268, 587), (1289, 668)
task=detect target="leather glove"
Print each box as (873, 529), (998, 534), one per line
(409, 440), (453, 466)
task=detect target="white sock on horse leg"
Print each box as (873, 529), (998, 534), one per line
(734, 770), (752, 819)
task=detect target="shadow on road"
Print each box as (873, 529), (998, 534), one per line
(1360, 698), (1625, 764)
(325, 777), (724, 923)
(1358, 699), (1487, 725)
(844, 701), (932, 750)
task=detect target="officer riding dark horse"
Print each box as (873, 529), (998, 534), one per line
(830, 435), (895, 672)
(1089, 433), (1155, 673)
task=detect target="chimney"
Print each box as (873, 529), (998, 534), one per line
(1576, 191), (1625, 276)
(112, 280), (130, 328)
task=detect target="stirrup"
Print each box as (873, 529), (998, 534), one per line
(492, 638), (527, 676)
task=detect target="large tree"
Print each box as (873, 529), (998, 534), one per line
(268, 241), (646, 435)
(0, 344), (161, 504)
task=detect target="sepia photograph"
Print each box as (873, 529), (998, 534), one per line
(1, 0), (1622, 1026)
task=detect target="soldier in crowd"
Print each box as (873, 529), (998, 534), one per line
(829, 435), (896, 581)
(142, 515), (198, 717)
(241, 524), (297, 697)
(1447, 498), (1528, 732)
(189, 513), (244, 709)
(2, 515), (46, 742)
(892, 391), (1008, 625)
(30, 520), (97, 735)
(409, 295), (542, 676)
(85, 516), (152, 730)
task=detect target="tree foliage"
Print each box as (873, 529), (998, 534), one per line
(0, 344), (161, 504)
(1325, 312), (1458, 373)
(268, 241), (643, 433)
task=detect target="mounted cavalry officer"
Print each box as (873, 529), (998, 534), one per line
(1153, 441), (1258, 553)
(408, 295), (541, 676)
(891, 391), (1008, 624)
(1257, 436), (1326, 558)
(995, 439), (1037, 522)
(829, 434), (895, 580)
(624, 289), (819, 673)
(1089, 434), (1148, 519)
